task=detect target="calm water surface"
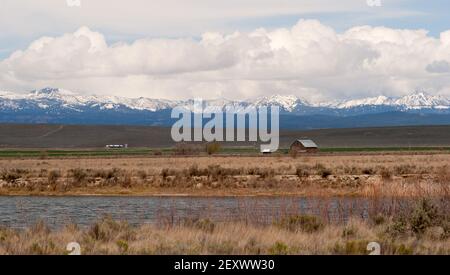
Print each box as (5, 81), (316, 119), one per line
(0, 196), (408, 229)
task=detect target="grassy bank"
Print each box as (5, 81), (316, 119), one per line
(0, 199), (448, 255)
(0, 154), (449, 197)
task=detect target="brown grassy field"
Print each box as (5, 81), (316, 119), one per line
(0, 153), (448, 197)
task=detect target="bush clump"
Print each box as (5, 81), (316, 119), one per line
(183, 218), (215, 233)
(333, 240), (369, 255)
(47, 170), (61, 184)
(362, 168), (375, 175)
(379, 168), (392, 181)
(409, 199), (440, 235)
(295, 166), (310, 178)
(87, 216), (132, 242)
(1, 169), (22, 183)
(206, 142), (221, 155)
(269, 241), (289, 255)
(275, 215), (324, 233)
(69, 168), (87, 184)
(386, 199), (446, 237)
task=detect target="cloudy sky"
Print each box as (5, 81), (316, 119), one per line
(0, 0), (449, 101)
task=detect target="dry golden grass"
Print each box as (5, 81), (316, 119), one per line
(0, 215), (448, 255)
(0, 153), (448, 197)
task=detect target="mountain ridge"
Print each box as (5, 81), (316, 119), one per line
(0, 87), (449, 113)
(0, 87), (449, 129)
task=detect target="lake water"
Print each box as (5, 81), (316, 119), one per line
(0, 196), (411, 229)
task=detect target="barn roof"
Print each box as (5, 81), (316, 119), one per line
(293, 139), (318, 148)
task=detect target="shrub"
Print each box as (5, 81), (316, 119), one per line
(320, 169), (332, 178)
(173, 143), (201, 155)
(341, 226), (357, 238)
(385, 218), (408, 237)
(386, 199), (443, 237)
(436, 165), (450, 183)
(207, 240), (235, 254)
(187, 164), (201, 177)
(372, 214), (386, 225)
(315, 164), (332, 178)
(1, 170), (21, 183)
(183, 218), (215, 233)
(29, 220), (51, 235)
(47, 170), (61, 184)
(259, 168), (275, 179)
(116, 239), (129, 254)
(379, 168), (392, 181)
(276, 215), (324, 233)
(196, 219), (215, 233)
(393, 244), (414, 255)
(442, 219), (450, 239)
(39, 151), (48, 160)
(394, 164), (416, 175)
(88, 216), (129, 242)
(121, 173), (132, 188)
(137, 170), (147, 180)
(206, 142), (221, 155)
(343, 165), (359, 175)
(362, 168), (375, 175)
(269, 241), (289, 255)
(295, 166), (310, 178)
(101, 168), (122, 180)
(333, 240), (368, 255)
(409, 199), (439, 235)
(69, 168), (87, 183)
(161, 168), (170, 179)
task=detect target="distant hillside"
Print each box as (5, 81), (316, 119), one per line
(0, 124), (449, 149)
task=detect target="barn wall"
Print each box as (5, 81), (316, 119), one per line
(290, 141), (318, 153)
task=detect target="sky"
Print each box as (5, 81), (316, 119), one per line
(0, 0), (449, 102)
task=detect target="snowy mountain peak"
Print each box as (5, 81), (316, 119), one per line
(30, 87), (74, 97)
(252, 94), (308, 111)
(331, 95), (394, 109)
(320, 91), (449, 110)
(33, 87), (60, 94)
(394, 91), (449, 108)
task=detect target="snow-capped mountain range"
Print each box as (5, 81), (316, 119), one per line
(323, 93), (449, 110)
(0, 87), (449, 128)
(0, 87), (448, 113)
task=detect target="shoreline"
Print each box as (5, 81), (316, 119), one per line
(0, 188), (448, 198)
(0, 189), (365, 198)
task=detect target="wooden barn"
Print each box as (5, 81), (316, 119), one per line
(290, 139), (319, 154)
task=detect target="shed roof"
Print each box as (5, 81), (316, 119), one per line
(292, 139), (318, 148)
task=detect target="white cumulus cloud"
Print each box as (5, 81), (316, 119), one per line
(1, 19), (450, 101)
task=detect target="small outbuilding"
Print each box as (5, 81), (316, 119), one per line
(106, 144), (128, 149)
(290, 139), (318, 154)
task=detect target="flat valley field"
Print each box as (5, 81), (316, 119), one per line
(0, 153), (448, 197)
